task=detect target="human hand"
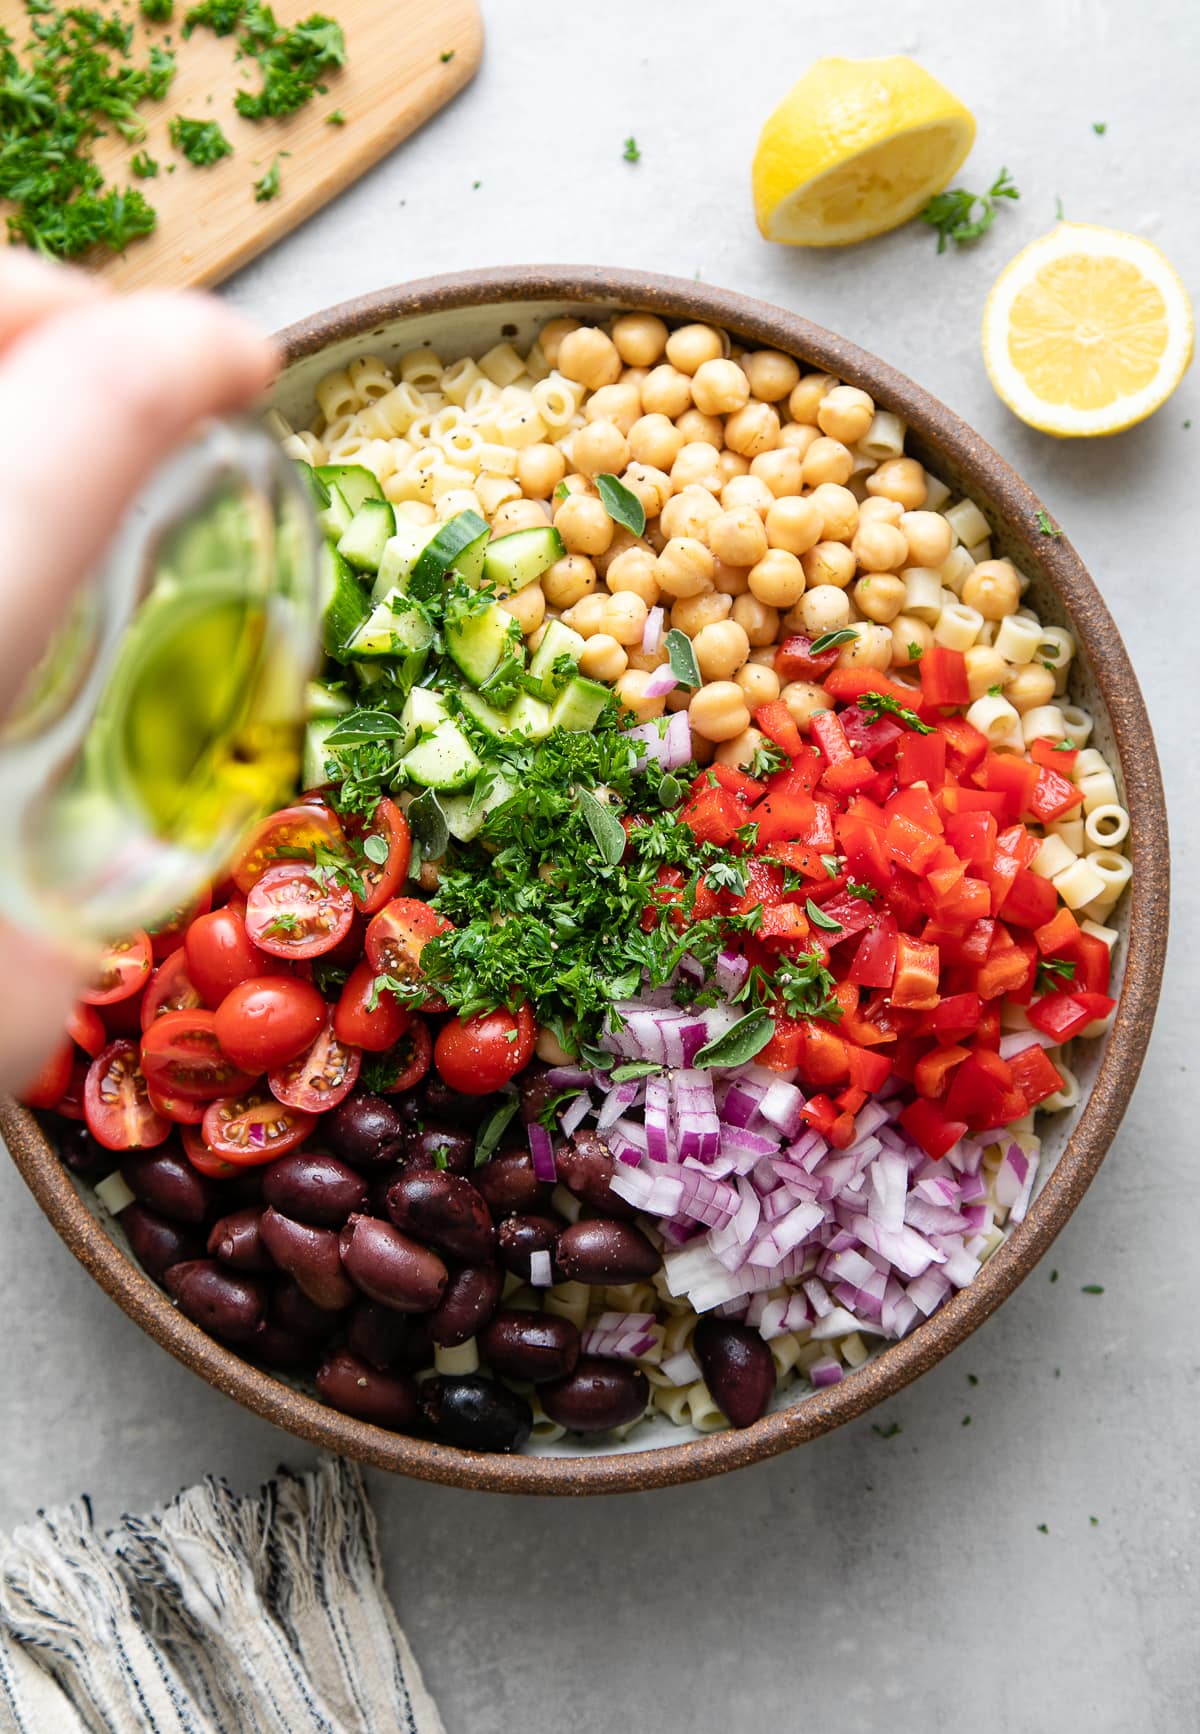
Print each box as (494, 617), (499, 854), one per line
(0, 251), (278, 1094)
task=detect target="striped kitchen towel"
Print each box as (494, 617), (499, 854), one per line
(0, 1458), (444, 1734)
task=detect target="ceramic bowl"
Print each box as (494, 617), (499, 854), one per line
(0, 268), (1169, 1494)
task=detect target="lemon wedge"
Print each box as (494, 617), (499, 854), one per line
(753, 56), (975, 247)
(982, 223), (1194, 436)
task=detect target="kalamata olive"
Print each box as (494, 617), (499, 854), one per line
(261, 1150), (368, 1226)
(421, 1076), (495, 1127)
(345, 1300), (433, 1373)
(207, 1206), (273, 1273)
(220, 1166), (265, 1208)
(339, 1214), (447, 1313)
(56, 1122), (113, 1176)
(479, 1308), (580, 1383)
(120, 1148), (215, 1226)
(497, 1214), (565, 1281)
(517, 1063), (559, 1126)
(385, 1171), (495, 1263)
(163, 1259), (267, 1345)
(270, 1277), (340, 1340)
(554, 1130), (637, 1220)
(541, 1357), (649, 1433)
(247, 1322), (316, 1369)
(259, 1207), (356, 1310)
(401, 1123), (475, 1176)
(693, 1318), (776, 1429)
(428, 1264), (502, 1347)
(316, 1349), (418, 1430)
(119, 1203), (203, 1284)
(556, 1219), (661, 1285)
(326, 1093), (409, 1168)
(419, 1374), (532, 1453)
(475, 1148), (552, 1217)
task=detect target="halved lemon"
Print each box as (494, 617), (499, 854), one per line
(753, 57), (975, 247)
(982, 224), (1194, 436)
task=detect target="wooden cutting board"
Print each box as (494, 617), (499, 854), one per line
(30, 0), (482, 290)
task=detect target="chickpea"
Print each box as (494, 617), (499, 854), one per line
(788, 372), (837, 425)
(622, 462), (672, 521)
(852, 572), (906, 623)
(712, 559), (751, 596)
(578, 633), (628, 684)
(640, 364), (692, 419)
(615, 667), (667, 723)
(765, 494), (822, 556)
(537, 317), (580, 367)
(709, 506), (769, 568)
(665, 323), (724, 375)
(627, 645), (670, 675)
(665, 685), (691, 713)
(801, 541), (857, 590)
(900, 509), (953, 568)
(750, 447), (805, 498)
(964, 644), (1008, 700)
(718, 450), (750, 483)
(562, 593), (609, 637)
(802, 436), (855, 488)
(516, 443), (566, 499)
(858, 494), (904, 527)
(557, 326), (622, 391)
(629, 413), (686, 470)
(659, 485), (721, 543)
(851, 520), (909, 573)
(816, 384), (875, 445)
(797, 584), (851, 636)
(1005, 663), (1058, 712)
(836, 622), (893, 671)
(692, 619), (750, 680)
(720, 474), (774, 514)
(498, 582), (546, 636)
(585, 380), (643, 434)
(746, 644), (778, 667)
(777, 422), (820, 458)
(742, 349), (800, 403)
(593, 524), (642, 580)
(598, 589), (649, 646)
(714, 726), (767, 770)
(866, 457), (927, 510)
(688, 681), (750, 742)
(572, 418), (630, 478)
(491, 497), (550, 536)
(606, 545), (660, 606)
(781, 681), (830, 732)
(890, 615), (933, 666)
(670, 441), (724, 492)
(611, 312), (668, 368)
(808, 482), (859, 543)
(670, 591), (733, 637)
(656, 536), (715, 598)
(621, 366), (649, 390)
(535, 1025), (575, 1065)
(554, 491), (613, 557)
(731, 593), (779, 647)
(690, 358), (751, 417)
(748, 548), (807, 609)
(675, 408), (725, 447)
(724, 400), (780, 457)
(962, 558), (1022, 619)
(541, 553), (596, 609)
(555, 472), (593, 501)
(735, 661), (781, 706)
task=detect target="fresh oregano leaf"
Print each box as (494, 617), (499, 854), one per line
(693, 1011), (776, 1069)
(808, 627), (859, 655)
(577, 789), (626, 867)
(664, 628), (700, 690)
(407, 788), (449, 862)
(362, 832), (390, 865)
(474, 1093), (521, 1166)
(595, 472), (646, 537)
(325, 708), (402, 746)
(806, 897), (844, 932)
(609, 1060), (664, 1082)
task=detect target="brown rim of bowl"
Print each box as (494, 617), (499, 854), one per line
(0, 267), (1169, 1496)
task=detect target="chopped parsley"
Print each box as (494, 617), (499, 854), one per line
(872, 1422), (902, 1439)
(622, 135), (640, 163)
(919, 168), (1019, 253)
(846, 880), (879, 902)
(131, 150), (159, 177)
(1092, 121), (1106, 134)
(859, 689), (933, 734)
(140, 0), (173, 17)
(439, 47), (454, 62)
(253, 153), (283, 201)
(326, 107), (344, 123)
(1036, 955), (1076, 993)
(1036, 509), (1062, 538)
(170, 114), (233, 164)
(1037, 1523), (1049, 1535)
(906, 642), (924, 661)
(1081, 1284), (1105, 1295)
(746, 740), (788, 779)
(1053, 738), (1077, 752)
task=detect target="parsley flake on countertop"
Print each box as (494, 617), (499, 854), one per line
(623, 135), (641, 163)
(919, 168), (1019, 253)
(1036, 509), (1063, 537)
(252, 153), (283, 200)
(170, 115), (232, 165)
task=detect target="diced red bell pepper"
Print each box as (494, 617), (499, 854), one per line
(914, 1043), (971, 1098)
(1060, 930), (1112, 995)
(679, 785), (747, 847)
(943, 1050), (1016, 1131)
(845, 1044), (892, 1093)
(824, 667), (924, 709)
(997, 823), (1040, 866)
(942, 784), (1009, 817)
(758, 903), (812, 951)
(688, 763), (765, 805)
(835, 982), (897, 1048)
(840, 704), (905, 760)
(764, 840), (834, 881)
(731, 859), (785, 917)
(975, 934), (1035, 1001)
(1033, 906), (1080, 957)
(1007, 1043), (1065, 1107)
(986, 850), (1021, 917)
(886, 813), (944, 875)
(1028, 990), (1116, 1041)
(774, 635), (841, 684)
(1000, 865), (1059, 929)
(690, 878), (722, 923)
(752, 700), (805, 759)
(895, 730), (948, 789)
(810, 709), (852, 766)
(977, 754), (1041, 822)
(802, 799), (837, 851)
(752, 778), (818, 845)
(836, 812), (891, 889)
(810, 891), (876, 941)
(641, 866), (686, 933)
(847, 913), (898, 989)
(891, 934), (941, 1009)
(944, 810), (998, 868)
(793, 1021), (850, 1087)
(820, 754), (878, 797)
(835, 1084), (868, 1115)
(937, 876), (992, 923)
(924, 917), (995, 967)
(920, 646), (971, 709)
(885, 785), (944, 834)
(922, 858), (968, 913)
(901, 1097), (968, 1161)
(937, 715), (990, 774)
(829, 1111), (858, 1150)
(799, 1092), (838, 1134)
(929, 991), (983, 1043)
(1028, 765), (1086, 824)
(1031, 737), (1078, 774)
(973, 1003), (1002, 1050)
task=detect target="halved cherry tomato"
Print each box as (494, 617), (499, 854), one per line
(182, 1124), (239, 1177)
(334, 957), (413, 1052)
(141, 948), (206, 1031)
(349, 797), (412, 915)
(375, 1016), (432, 1093)
(202, 1088), (316, 1164)
(147, 1083), (207, 1125)
(365, 897), (452, 1012)
(434, 1001), (536, 1096)
(80, 930), (153, 1007)
(67, 1002), (106, 1057)
(268, 1012), (361, 1113)
(232, 802), (347, 894)
(185, 905), (277, 1009)
(213, 976), (328, 1073)
(147, 888), (213, 960)
(245, 864), (354, 960)
(83, 1040), (172, 1151)
(140, 1009), (258, 1103)
(18, 1040), (74, 1109)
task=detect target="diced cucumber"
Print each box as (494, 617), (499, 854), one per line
(402, 718), (482, 791)
(316, 483), (354, 543)
(507, 693), (552, 740)
(337, 498), (396, 573)
(457, 687), (511, 740)
(295, 461), (331, 511)
(315, 463), (386, 513)
(446, 602), (522, 689)
(303, 717), (340, 790)
(408, 510), (489, 600)
(344, 589), (435, 661)
(306, 678), (353, 718)
(440, 772), (517, 841)
(483, 525), (565, 594)
(527, 618), (586, 699)
(398, 686), (449, 752)
(318, 544), (371, 658)
(373, 524), (437, 599)
(549, 675), (612, 733)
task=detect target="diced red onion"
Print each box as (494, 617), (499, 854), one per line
(660, 1348), (701, 1385)
(641, 663), (679, 700)
(1009, 1149), (1039, 1224)
(527, 1122), (557, 1183)
(809, 1356), (843, 1388)
(596, 1078), (643, 1132)
(642, 605), (664, 656)
(663, 709), (693, 769)
(999, 1030), (1056, 1059)
(559, 1092), (591, 1137)
(715, 950), (750, 996)
(644, 1074), (671, 1163)
(757, 1078), (806, 1138)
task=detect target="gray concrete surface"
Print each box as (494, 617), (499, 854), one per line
(3, 2), (1198, 1729)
